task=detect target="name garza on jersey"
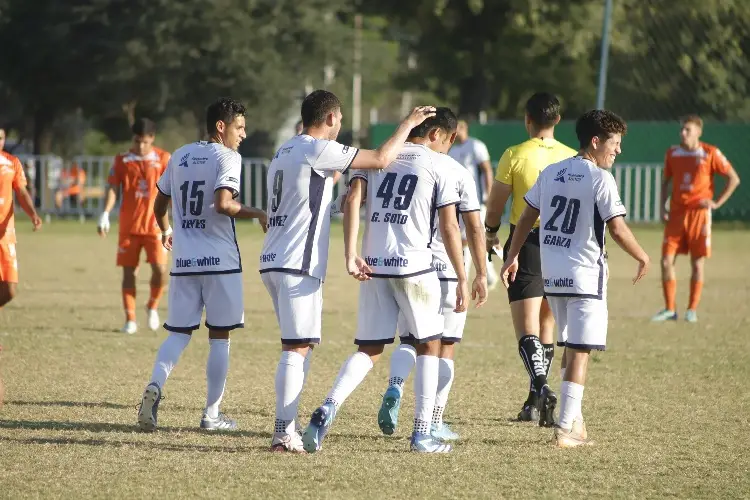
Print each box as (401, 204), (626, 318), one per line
(543, 234), (572, 248)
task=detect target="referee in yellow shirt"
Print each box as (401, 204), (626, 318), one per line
(484, 93), (577, 426)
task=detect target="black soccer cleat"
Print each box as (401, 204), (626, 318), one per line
(537, 385), (557, 427)
(517, 403), (540, 422)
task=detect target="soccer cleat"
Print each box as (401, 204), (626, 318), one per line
(271, 432), (306, 453)
(685, 310), (698, 323)
(537, 385), (558, 428)
(302, 402), (337, 453)
(410, 432), (452, 453)
(137, 383), (162, 432)
(147, 309), (160, 331)
(378, 385), (402, 435)
(121, 320), (138, 335)
(200, 412), (238, 431)
(517, 403), (540, 422)
(651, 309), (678, 322)
(430, 423), (460, 441)
(555, 418), (593, 448)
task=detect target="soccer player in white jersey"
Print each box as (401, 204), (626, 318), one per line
(449, 121), (499, 288)
(377, 108), (488, 442)
(259, 89), (437, 453)
(500, 110), (650, 447)
(302, 108), (481, 454)
(137, 97), (267, 432)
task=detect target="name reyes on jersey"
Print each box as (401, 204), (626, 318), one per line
(182, 219), (206, 229)
(267, 215), (288, 228)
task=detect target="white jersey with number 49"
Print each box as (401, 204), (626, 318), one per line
(259, 134), (359, 281)
(351, 142), (460, 278)
(524, 156), (626, 299)
(156, 141), (243, 276)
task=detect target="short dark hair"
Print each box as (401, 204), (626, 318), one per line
(525, 92), (561, 128)
(575, 110), (627, 149)
(131, 118), (156, 137)
(206, 97), (247, 136)
(301, 90), (341, 128)
(408, 107), (458, 139)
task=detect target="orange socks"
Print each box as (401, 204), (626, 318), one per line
(688, 280), (703, 311)
(122, 288), (136, 321)
(663, 279), (677, 312)
(147, 285), (165, 311)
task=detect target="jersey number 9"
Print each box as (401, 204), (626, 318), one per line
(271, 170), (283, 213)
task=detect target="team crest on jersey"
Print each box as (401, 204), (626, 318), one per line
(554, 168), (567, 183)
(179, 153), (190, 168)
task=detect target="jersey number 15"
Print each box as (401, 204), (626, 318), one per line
(179, 180), (205, 217)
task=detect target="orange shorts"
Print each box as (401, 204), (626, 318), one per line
(662, 208), (712, 258)
(0, 242), (19, 283)
(117, 234), (167, 267)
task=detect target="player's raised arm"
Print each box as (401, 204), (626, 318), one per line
(349, 106), (437, 171)
(343, 176), (371, 281)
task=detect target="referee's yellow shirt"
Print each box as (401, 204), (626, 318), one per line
(495, 137), (578, 226)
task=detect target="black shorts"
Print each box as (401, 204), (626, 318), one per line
(503, 224), (544, 302)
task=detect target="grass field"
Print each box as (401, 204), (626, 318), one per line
(1, 221), (749, 499)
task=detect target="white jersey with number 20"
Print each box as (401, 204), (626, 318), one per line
(524, 156), (626, 299)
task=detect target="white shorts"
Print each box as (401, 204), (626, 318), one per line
(165, 273), (244, 332)
(547, 295), (608, 351)
(261, 272), (322, 345)
(356, 273), (443, 346)
(398, 279), (466, 343)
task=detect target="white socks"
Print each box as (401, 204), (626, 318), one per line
(303, 349), (313, 385)
(324, 351), (373, 409)
(432, 358), (454, 427)
(149, 332), (191, 389)
(413, 355), (439, 435)
(387, 344), (417, 392)
(274, 351), (306, 435)
(205, 339), (230, 419)
(558, 381), (584, 430)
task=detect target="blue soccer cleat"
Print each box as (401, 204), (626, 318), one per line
(410, 432), (452, 453)
(378, 385), (402, 435)
(302, 402), (337, 453)
(430, 423), (460, 441)
(651, 309), (678, 322)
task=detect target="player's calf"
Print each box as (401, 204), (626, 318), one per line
(0, 282), (17, 308)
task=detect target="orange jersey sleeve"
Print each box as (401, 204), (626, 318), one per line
(710, 147), (732, 176)
(12, 156), (27, 192)
(108, 155), (125, 187)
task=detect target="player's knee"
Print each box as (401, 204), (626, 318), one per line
(357, 344), (385, 358)
(208, 330), (230, 340)
(415, 339), (441, 357)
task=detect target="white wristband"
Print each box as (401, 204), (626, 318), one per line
(162, 226), (173, 237)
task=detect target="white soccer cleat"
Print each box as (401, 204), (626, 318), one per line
(270, 432), (306, 453)
(147, 309), (160, 331)
(121, 320), (138, 335)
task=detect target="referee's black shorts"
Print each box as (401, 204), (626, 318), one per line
(503, 224), (544, 302)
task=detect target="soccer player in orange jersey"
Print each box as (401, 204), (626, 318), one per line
(652, 115), (741, 323)
(97, 119), (171, 334)
(0, 127), (43, 408)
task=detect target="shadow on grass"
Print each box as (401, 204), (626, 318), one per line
(0, 435), (268, 453)
(0, 419), (268, 439)
(8, 400), (133, 410)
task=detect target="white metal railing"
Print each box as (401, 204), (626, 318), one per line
(14, 155), (664, 223)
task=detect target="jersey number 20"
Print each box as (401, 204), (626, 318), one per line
(376, 173), (418, 210)
(544, 195), (580, 235)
